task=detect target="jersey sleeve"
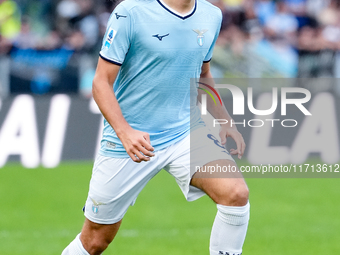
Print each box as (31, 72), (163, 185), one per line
(204, 12), (222, 63)
(99, 4), (133, 66)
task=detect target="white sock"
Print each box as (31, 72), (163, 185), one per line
(210, 202), (250, 255)
(61, 234), (90, 255)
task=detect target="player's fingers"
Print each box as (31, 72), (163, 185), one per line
(133, 149), (150, 162)
(141, 137), (154, 152)
(143, 133), (151, 144)
(241, 139), (246, 156)
(236, 135), (246, 157)
(235, 139), (242, 159)
(220, 135), (227, 145)
(219, 130), (227, 145)
(230, 148), (238, 155)
(127, 151), (141, 163)
(138, 145), (155, 157)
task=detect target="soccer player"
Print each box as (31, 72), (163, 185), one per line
(62, 0), (249, 254)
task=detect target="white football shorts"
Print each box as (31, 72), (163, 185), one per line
(84, 126), (235, 224)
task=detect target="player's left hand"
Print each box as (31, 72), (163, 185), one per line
(219, 125), (246, 159)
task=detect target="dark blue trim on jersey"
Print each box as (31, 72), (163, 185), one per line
(203, 58), (212, 63)
(99, 53), (122, 66)
(157, 0), (197, 20)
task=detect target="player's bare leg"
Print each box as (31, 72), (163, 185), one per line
(191, 159), (249, 255)
(62, 219), (122, 255)
(81, 218), (122, 255)
(191, 159), (249, 206)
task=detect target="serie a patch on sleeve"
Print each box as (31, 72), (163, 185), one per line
(104, 28), (117, 49)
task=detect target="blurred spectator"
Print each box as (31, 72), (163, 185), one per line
(254, 0), (276, 25)
(243, 0), (263, 41)
(223, 0), (243, 9)
(13, 16), (37, 49)
(0, 0), (21, 54)
(265, 1), (298, 44)
(0, 0), (21, 40)
(285, 0), (306, 15)
(57, 0), (99, 52)
(207, 0), (340, 81)
(306, 0), (330, 18)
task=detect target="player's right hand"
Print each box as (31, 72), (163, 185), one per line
(118, 127), (155, 163)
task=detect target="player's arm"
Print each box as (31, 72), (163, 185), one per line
(199, 62), (246, 159)
(92, 57), (155, 162)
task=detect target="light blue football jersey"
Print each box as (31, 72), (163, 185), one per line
(99, 0), (222, 157)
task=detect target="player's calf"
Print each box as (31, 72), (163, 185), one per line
(80, 219), (122, 255)
(81, 236), (110, 255)
(61, 234), (89, 255)
(62, 219), (121, 255)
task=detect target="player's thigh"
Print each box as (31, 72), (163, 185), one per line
(84, 154), (160, 224)
(191, 159), (249, 206)
(80, 218), (122, 253)
(165, 127), (244, 202)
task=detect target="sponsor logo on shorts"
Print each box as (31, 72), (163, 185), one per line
(207, 134), (230, 155)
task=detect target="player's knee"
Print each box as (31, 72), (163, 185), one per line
(217, 184), (249, 206)
(228, 184), (249, 206)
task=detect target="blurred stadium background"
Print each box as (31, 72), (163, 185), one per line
(0, 0), (340, 254)
(3, 0), (340, 96)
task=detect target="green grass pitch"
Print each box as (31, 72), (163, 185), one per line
(0, 161), (339, 254)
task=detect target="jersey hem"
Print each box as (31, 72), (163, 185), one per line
(99, 129), (191, 158)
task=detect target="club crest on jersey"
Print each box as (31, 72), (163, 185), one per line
(193, 29), (208, 47)
(104, 28), (117, 49)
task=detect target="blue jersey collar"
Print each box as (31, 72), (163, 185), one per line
(157, 0), (197, 20)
